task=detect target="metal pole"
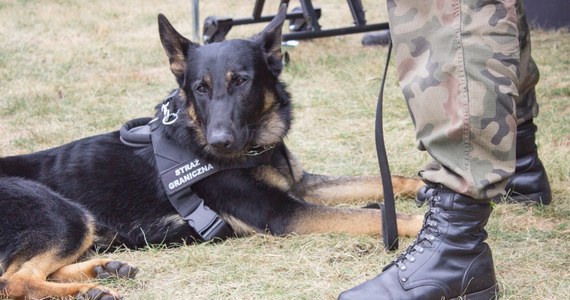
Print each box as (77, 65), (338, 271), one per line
(192, 0), (200, 42)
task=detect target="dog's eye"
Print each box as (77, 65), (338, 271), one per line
(235, 77), (248, 86)
(196, 84), (208, 94)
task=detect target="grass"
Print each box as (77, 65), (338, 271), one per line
(1, 0), (569, 299)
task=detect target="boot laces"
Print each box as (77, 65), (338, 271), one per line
(387, 189), (442, 272)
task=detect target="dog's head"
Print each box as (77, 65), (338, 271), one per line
(157, 5), (291, 161)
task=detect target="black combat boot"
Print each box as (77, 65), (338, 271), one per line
(497, 119), (551, 204)
(339, 185), (498, 300)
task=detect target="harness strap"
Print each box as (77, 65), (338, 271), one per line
(375, 42), (399, 251)
(148, 120), (233, 241)
(120, 117), (231, 241)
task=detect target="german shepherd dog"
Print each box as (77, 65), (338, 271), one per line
(0, 5), (424, 300)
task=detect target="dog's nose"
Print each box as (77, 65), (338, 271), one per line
(209, 133), (235, 151)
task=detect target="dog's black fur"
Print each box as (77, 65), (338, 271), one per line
(0, 5), (423, 299)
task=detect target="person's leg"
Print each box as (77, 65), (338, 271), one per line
(339, 0), (520, 298)
(415, 0), (552, 205)
(500, 0), (551, 204)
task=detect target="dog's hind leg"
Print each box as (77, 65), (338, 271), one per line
(299, 173), (424, 205)
(0, 252), (122, 300)
(0, 178), (132, 299)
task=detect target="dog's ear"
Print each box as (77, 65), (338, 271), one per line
(254, 4), (287, 76)
(158, 14), (196, 85)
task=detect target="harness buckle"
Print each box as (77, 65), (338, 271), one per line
(184, 199), (229, 241)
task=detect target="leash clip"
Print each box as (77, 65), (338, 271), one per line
(161, 101), (179, 125)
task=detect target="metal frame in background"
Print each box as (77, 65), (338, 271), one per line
(195, 0), (389, 43)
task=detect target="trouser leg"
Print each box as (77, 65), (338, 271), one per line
(389, 0), (520, 200)
(412, 0), (552, 204)
(515, 0), (539, 123)
(502, 0), (552, 204)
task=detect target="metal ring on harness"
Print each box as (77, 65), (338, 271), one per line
(161, 89), (181, 125)
(161, 103), (179, 125)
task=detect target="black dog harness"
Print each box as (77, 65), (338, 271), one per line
(119, 93), (275, 241)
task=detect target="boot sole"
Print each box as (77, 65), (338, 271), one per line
(451, 283), (499, 300)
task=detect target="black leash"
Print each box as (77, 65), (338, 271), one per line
(375, 42), (399, 251)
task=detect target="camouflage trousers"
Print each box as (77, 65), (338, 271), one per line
(387, 0), (540, 199)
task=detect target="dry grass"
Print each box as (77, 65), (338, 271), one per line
(1, 1), (569, 299)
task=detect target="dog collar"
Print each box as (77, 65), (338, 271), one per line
(245, 144), (276, 156)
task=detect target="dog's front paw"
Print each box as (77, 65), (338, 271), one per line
(76, 287), (122, 300)
(94, 261), (138, 279)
